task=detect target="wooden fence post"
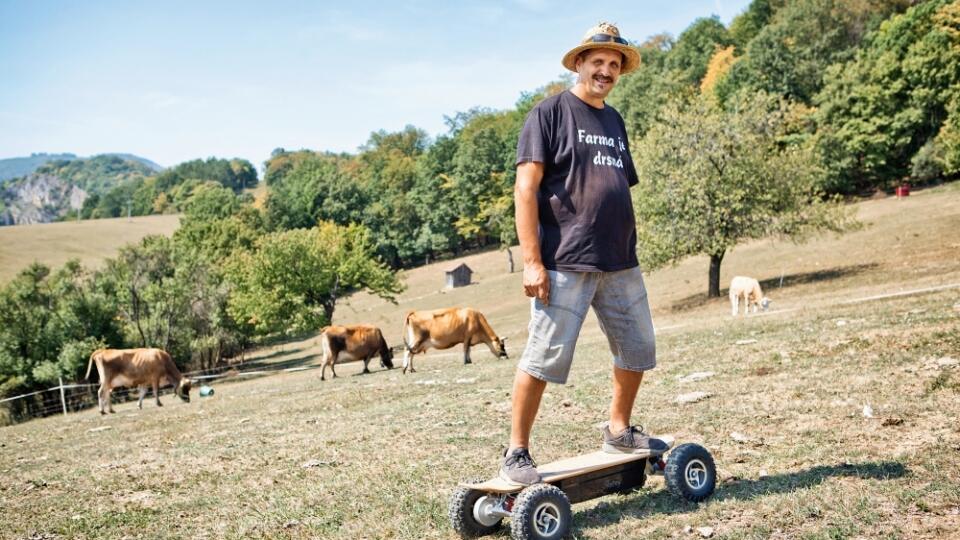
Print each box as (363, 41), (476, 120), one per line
(59, 377), (67, 416)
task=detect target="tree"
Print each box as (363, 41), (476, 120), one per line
(357, 126), (431, 266)
(608, 35), (686, 143)
(668, 16), (734, 88)
(728, 0), (781, 49)
(632, 92), (856, 297)
(723, 0), (911, 105)
(183, 182), (241, 221)
(0, 261), (122, 419)
(814, 0), (960, 192)
(447, 110), (521, 249)
(226, 222), (402, 335)
(701, 45), (738, 95)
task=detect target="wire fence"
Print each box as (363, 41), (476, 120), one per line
(0, 358), (329, 425)
(3, 280), (957, 425)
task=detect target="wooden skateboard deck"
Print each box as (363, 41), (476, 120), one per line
(464, 435), (675, 493)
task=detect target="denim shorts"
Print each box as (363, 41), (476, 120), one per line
(518, 266), (656, 384)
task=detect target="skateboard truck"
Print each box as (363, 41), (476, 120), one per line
(450, 441), (716, 540)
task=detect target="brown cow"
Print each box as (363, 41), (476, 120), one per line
(85, 348), (192, 414)
(401, 308), (508, 374)
(318, 324), (394, 381)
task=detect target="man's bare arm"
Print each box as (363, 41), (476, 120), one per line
(515, 161), (549, 305)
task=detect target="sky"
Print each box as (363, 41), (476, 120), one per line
(0, 0), (752, 170)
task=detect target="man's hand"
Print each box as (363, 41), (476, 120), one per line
(523, 262), (550, 305)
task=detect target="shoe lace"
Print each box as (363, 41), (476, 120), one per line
(507, 448), (537, 469)
(624, 424), (647, 445)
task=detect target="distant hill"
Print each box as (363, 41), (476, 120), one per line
(0, 153), (78, 182)
(0, 155), (156, 226)
(33, 155), (156, 194)
(0, 152), (163, 184)
(104, 153), (164, 172)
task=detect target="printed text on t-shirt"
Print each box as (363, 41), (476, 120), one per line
(577, 129), (625, 169)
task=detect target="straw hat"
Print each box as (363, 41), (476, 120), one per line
(562, 22), (641, 75)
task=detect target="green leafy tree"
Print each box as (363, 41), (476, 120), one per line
(264, 152), (366, 231)
(183, 182), (241, 221)
(608, 35), (687, 142)
(936, 93), (960, 175)
(408, 135), (462, 261)
(355, 126), (431, 266)
(447, 110), (521, 248)
(668, 16), (734, 88)
(633, 93), (856, 297)
(175, 205), (265, 264)
(728, 0), (781, 49)
(100, 236), (189, 352)
(814, 0), (960, 192)
(0, 261), (122, 419)
(226, 222), (402, 335)
(721, 0), (910, 105)
(155, 157), (257, 193)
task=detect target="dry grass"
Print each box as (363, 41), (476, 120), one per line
(0, 214), (181, 283)
(2, 184), (959, 539)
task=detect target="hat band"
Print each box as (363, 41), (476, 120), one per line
(585, 33), (628, 46)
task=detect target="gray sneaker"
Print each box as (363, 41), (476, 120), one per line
(499, 447), (541, 486)
(602, 425), (669, 455)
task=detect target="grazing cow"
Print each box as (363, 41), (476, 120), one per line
(401, 308), (508, 374)
(85, 348), (192, 414)
(729, 276), (771, 316)
(318, 324), (394, 381)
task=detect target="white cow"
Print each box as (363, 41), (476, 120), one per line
(729, 276), (771, 316)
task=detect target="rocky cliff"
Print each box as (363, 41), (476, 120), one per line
(0, 173), (88, 225)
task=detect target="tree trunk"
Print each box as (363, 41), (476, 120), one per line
(708, 252), (724, 298)
(506, 248), (515, 273)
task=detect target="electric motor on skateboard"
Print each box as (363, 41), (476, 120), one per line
(449, 437), (717, 540)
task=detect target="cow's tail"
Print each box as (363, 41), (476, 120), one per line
(401, 311), (415, 353)
(85, 350), (100, 380)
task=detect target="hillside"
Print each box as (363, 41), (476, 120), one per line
(0, 173), (87, 226)
(330, 182), (960, 349)
(0, 153), (78, 183)
(0, 214), (181, 283)
(0, 152), (161, 184)
(0, 155), (159, 225)
(2, 183), (958, 538)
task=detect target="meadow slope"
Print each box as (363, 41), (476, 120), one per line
(0, 214), (181, 283)
(1, 183), (959, 539)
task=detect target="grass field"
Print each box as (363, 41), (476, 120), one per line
(0, 214), (181, 283)
(2, 183), (959, 539)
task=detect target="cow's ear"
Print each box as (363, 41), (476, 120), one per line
(500, 337), (508, 342)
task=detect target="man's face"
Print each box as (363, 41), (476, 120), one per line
(576, 48), (622, 99)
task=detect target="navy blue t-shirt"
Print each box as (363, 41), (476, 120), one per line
(516, 90), (640, 272)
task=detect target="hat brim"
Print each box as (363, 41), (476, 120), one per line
(562, 43), (641, 75)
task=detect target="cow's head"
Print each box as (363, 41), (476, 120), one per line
(495, 337), (509, 359)
(176, 378), (192, 403)
(380, 347), (395, 370)
(760, 297), (772, 311)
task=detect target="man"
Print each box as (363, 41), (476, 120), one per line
(500, 22), (666, 486)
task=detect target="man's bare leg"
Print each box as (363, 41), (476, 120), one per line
(609, 366), (643, 434)
(509, 369), (547, 450)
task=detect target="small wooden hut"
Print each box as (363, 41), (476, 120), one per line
(445, 263), (473, 288)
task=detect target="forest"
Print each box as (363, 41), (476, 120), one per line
(2, 0), (958, 421)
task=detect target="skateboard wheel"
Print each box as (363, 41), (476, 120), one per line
(510, 483), (571, 540)
(664, 443), (717, 502)
(449, 484), (503, 538)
